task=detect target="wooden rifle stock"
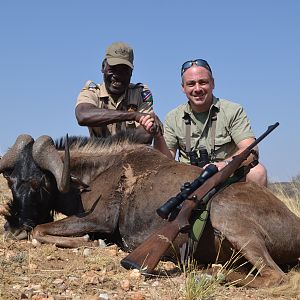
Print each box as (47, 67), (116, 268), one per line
(121, 122), (279, 274)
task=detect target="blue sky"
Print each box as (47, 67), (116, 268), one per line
(0, 1), (299, 182)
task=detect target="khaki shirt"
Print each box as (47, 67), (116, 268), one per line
(76, 81), (153, 137)
(164, 97), (254, 164)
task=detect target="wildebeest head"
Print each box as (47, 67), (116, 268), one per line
(0, 134), (71, 239)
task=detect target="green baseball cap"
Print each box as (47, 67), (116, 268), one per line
(105, 42), (134, 69)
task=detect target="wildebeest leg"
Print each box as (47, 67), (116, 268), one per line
(32, 232), (93, 248)
(32, 210), (116, 248)
(223, 236), (285, 288)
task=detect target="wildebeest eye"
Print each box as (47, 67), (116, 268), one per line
(30, 179), (41, 190)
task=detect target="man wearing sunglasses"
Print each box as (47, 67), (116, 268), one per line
(140, 59), (267, 186)
(75, 42), (160, 143)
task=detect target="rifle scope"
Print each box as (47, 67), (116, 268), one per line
(156, 164), (218, 219)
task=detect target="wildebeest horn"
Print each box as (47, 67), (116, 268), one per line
(0, 134), (34, 173)
(32, 135), (70, 193)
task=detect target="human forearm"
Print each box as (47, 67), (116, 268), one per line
(75, 104), (143, 127)
(213, 138), (258, 170)
(153, 134), (175, 159)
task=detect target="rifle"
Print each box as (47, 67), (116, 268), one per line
(121, 122), (279, 274)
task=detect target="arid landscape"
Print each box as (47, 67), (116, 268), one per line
(1, 174), (300, 300)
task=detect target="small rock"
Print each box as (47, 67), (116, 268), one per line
(98, 239), (107, 248)
(129, 269), (142, 280)
(151, 281), (160, 287)
(68, 276), (78, 281)
(28, 284), (42, 291)
(32, 239), (41, 247)
(12, 284), (21, 290)
(131, 291), (144, 300)
(83, 248), (92, 256)
(99, 293), (109, 300)
(120, 279), (131, 291)
(52, 278), (64, 285)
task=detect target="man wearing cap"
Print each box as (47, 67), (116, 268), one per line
(140, 59), (268, 186)
(75, 42), (159, 143)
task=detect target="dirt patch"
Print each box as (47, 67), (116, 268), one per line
(0, 175), (299, 299)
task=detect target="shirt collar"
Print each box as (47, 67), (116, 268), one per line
(98, 83), (127, 103)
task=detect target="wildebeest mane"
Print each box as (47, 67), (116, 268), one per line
(54, 129), (149, 152)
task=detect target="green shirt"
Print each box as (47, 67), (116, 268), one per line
(164, 97), (254, 164)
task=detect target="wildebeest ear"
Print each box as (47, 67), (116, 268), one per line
(0, 134), (34, 173)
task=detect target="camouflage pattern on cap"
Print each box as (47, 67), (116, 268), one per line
(105, 42), (134, 69)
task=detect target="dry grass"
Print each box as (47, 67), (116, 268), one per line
(0, 174), (300, 299)
(270, 181), (300, 218)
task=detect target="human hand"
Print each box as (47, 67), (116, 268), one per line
(139, 111), (163, 136)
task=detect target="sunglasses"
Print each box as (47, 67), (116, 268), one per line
(181, 59), (212, 76)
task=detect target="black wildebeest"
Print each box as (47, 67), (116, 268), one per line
(1, 133), (300, 288)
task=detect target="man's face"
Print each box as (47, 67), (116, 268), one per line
(181, 66), (215, 112)
(102, 62), (132, 95)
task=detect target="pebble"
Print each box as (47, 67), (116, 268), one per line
(99, 293), (109, 300)
(83, 248), (92, 256)
(52, 278), (64, 285)
(98, 239), (107, 248)
(120, 279), (131, 291)
(129, 269), (142, 280)
(151, 281), (160, 287)
(32, 239), (41, 247)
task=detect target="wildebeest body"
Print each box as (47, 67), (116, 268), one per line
(1, 133), (300, 287)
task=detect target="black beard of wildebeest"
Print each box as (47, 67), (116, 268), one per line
(1, 130), (300, 288)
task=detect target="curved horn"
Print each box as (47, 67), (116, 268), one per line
(32, 135), (70, 193)
(0, 134), (34, 173)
